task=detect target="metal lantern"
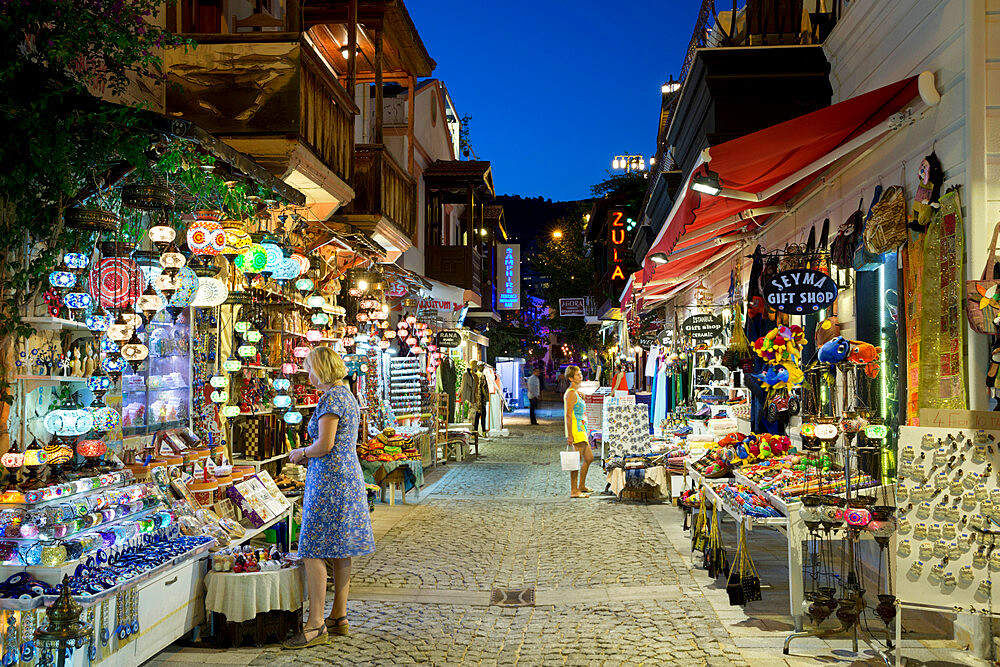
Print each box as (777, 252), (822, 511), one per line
(63, 253), (89, 270)
(48, 271), (76, 290)
(148, 224), (176, 250)
(135, 284), (164, 319)
(86, 374), (112, 397)
(64, 292), (92, 310)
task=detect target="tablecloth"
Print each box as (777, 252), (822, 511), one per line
(361, 459), (424, 491)
(205, 566), (304, 623)
(606, 466), (670, 499)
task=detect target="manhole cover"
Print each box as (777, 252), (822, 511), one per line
(490, 587), (535, 607)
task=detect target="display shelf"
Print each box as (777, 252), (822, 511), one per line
(243, 365), (279, 371)
(231, 505), (292, 547)
(296, 403), (318, 410)
(13, 374), (89, 382)
(235, 407), (274, 417)
(703, 481), (786, 529)
(22, 316), (89, 331)
(232, 452), (289, 468)
(0, 476), (128, 508)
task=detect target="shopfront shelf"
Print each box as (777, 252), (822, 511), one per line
(231, 506), (292, 547)
(703, 482), (786, 529)
(22, 316), (90, 331)
(14, 374), (89, 382)
(0, 477), (128, 509)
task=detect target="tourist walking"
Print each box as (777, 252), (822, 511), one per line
(556, 370), (570, 395)
(527, 367), (541, 425)
(562, 365), (593, 498)
(284, 347), (375, 648)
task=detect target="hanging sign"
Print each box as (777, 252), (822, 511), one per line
(559, 298), (586, 317)
(762, 268), (838, 314)
(655, 329), (674, 347)
(497, 244), (521, 310)
(608, 211), (629, 306)
(436, 330), (462, 348)
(682, 314), (724, 339)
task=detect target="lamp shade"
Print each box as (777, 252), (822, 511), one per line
(99, 337), (119, 356)
(186, 220), (225, 256)
(283, 411), (302, 424)
(168, 267), (199, 308)
(101, 357), (126, 375)
(281, 362), (296, 374)
(158, 247), (187, 271)
(237, 344), (256, 358)
(120, 338), (149, 364)
(89, 257), (142, 308)
(273, 378), (291, 391)
(306, 295), (326, 308)
(135, 286), (163, 314)
(148, 225), (176, 246)
(221, 222), (251, 256)
(293, 346), (309, 358)
(87, 376), (112, 394)
(234, 321), (251, 333)
(86, 314), (110, 332)
(44, 405), (94, 437)
(222, 357), (242, 372)
(290, 253), (310, 275)
(191, 277), (228, 307)
(311, 312), (329, 325)
(64, 292), (92, 309)
(1, 450), (24, 469)
(63, 253), (89, 270)
(221, 405), (240, 418)
(210, 390), (229, 403)
(260, 242), (284, 273)
(271, 257), (301, 281)
(77, 440), (107, 458)
(272, 394), (292, 409)
(244, 330), (262, 343)
(295, 278), (314, 292)
(234, 244), (267, 273)
(48, 271), (76, 289)
(209, 375), (228, 388)
(306, 330), (322, 342)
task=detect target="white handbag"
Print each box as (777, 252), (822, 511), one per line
(560, 447), (581, 471)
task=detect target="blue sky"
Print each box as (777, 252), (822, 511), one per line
(406, 1), (700, 202)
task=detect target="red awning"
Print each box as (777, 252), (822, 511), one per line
(641, 75), (921, 284)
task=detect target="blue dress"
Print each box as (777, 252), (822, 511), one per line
(298, 385), (375, 559)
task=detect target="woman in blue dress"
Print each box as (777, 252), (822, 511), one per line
(283, 347), (375, 649)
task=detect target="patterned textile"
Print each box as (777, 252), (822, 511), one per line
(299, 385), (375, 559)
(605, 403), (649, 458)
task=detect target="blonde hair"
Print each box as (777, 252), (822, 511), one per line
(565, 365), (581, 381)
(305, 347), (347, 384)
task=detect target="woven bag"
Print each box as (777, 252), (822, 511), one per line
(965, 221), (1000, 335)
(864, 185), (907, 253)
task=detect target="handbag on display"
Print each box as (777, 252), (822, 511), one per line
(830, 202), (864, 269)
(864, 185), (908, 254)
(965, 221), (1000, 335)
(727, 523), (746, 606)
(855, 185), (887, 270)
(739, 524), (763, 603)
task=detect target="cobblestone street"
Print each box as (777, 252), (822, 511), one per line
(150, 406), (974, 666)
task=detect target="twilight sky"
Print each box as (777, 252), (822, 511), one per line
(406, 1), (701, 202)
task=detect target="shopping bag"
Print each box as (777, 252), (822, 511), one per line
(965, 221), (1000, 335)
(560, 448), (581, 471)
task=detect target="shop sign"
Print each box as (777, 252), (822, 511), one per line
(497, 244), (520, 310)
(436, 330), (462, 348)
(655, 329), (674, 347)
(559, 298), (586, 317)
(609, 211), (628, 305)
(682, 314), (724, 339)
(762, 268), (838, 314)
(638, 333), (658, 349)
(386, 280), (408, 298)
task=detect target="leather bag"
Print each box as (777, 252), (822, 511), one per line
(864, 185), (908, 254)
(966, 221), (1000, 335)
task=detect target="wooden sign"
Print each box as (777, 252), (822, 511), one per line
(920, 408), (1000, 431)
(682, 314), (724, 339)
(436, 330), (462, 348)
(762, 268), (838, 314)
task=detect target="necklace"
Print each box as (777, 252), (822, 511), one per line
(86, 607), (96, 664)
(3, 611), (16, 666)
(19, 610), (35, 665)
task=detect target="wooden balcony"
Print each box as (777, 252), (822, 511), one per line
(164, 39), (356, 213)
(334, 144), (417, 248)
(424, 246), (482, 303)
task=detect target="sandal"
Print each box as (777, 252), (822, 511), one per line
(580, 486), (593, 493)
(325, 615), (350, 635)
(570, 492), (590, 498)
(283, 624), (329, 649)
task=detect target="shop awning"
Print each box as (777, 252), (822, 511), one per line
(641, 73), (937, 284)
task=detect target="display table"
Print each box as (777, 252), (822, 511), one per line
(205, 567), (304, 623)
(361, 459), (424, 491)
(606, 466), (671, 500)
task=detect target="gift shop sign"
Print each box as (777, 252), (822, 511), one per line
(608, 211), (628, 305)
(559, 298), (586, 317)
(436, 330), (462, 348)
(762, 269), (838, 314)
(682, 314), (724, 339)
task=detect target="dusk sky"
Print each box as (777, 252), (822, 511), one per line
(406, 1), (701, 203)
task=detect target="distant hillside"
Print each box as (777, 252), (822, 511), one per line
(495, 194), (590, 245)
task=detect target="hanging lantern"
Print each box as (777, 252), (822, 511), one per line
(222, 356), (242, 372)
(311, 312), (329, 325)
(234, 244), (267, 273)
(356, 312), (369, 322)
(186, 220), (225, 256)
(158, 242), (187, 271)
(406, 337), (418, 346)
(210, 375), (228, 388)
(271, 257), (301, 282)
(283, 411), (303, 424)
(154, 271), (178, 301)
(347, 287), (360, 297)
(295, 277), (314, 293)
(135, 284), (163, 318)
(86, 313), (110, 333)
(384, 330), (397, 339)
(168, 266), (199, 308)
(272, 394), (292, 410)
(100, 337), (119, 357)
(307, 295), (326, 309)
(120, 331), (149, 370)
(64, 292), (92, 310)
(398, 328), (409, 338)
(290, 253), (310, 275)
(86, 375), (112, 396)
(44, 396), (94, 440)
(379, 340), (390, 350)
(234, 320), (251, 334)
(306, 330), (322, 342)
(259, 241), (284, 274)
(63, 253), (89, 271)
(237, 344), (256, 358)
(292, 346), (310, 359)
(191, 276), (229, 307)
(341, 337), (355, 348)
(210, 391), (229, 403)
(221, 405), (241, 418)
(106, 315), (131, 342)
(148, 224), (176, 250)
(405, 315), (417, 326)
(281, 362), (297, 374)
(273, 378), (291, 392)
(48, 270), (76, 290)
(221, 221), (252, 257)
(244, 330), (262, 343)
(76, 440), (107, 459)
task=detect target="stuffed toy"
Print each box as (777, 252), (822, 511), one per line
(909, 152), (943, 233)
(818, 336), (852, 363)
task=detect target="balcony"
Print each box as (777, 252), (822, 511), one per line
(164, 39), (356, 217)
(332, 144), (417, 254)
(424, 246), (482, 302)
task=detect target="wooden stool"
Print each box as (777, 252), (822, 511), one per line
(377, 466), (408, 505)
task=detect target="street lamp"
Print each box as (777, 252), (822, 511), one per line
(552, 230), (563, 240)
(662, 76), (681, 94)
(612, 154), (648, 172)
